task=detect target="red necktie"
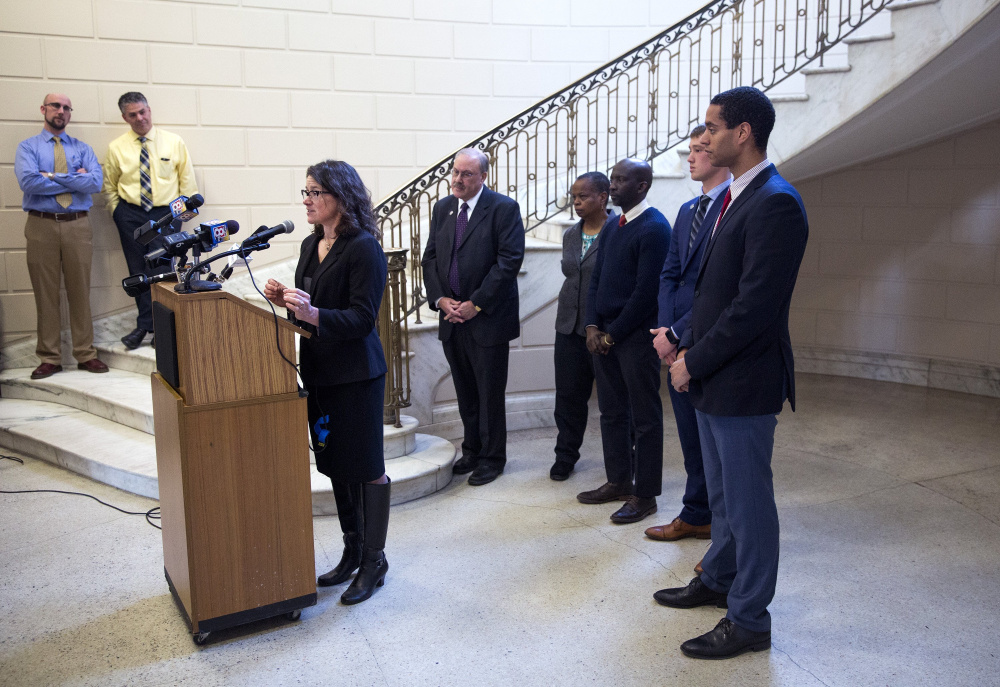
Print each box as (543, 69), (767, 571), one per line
(619, 215), (627, 227)
(710, 188), (732, 240)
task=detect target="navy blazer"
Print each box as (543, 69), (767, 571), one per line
(421, 187), (525, 346)
(293, 230), (388, 387)
(657, 188), (728, 338)
(680, 164), (808, 416)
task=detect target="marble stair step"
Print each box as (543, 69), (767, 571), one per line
(0, 397), (456, 510)
(0, 367), (154, 434)
(94, 341), (157, 377)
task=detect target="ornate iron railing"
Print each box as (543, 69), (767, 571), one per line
(377, 248), (411, 427)
(375, 0), (893, 323)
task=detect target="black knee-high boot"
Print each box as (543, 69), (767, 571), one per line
(318, 481), (363, 586)
(341, 477), (390, 605)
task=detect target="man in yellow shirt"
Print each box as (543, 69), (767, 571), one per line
(103, 91), (198, 349)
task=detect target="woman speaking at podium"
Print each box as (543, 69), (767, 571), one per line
(263, 160), (390, 605)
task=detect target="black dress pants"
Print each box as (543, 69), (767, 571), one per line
(113, 201), (173, 331)
(442, 325), (510, 471)
(553, 331), (595, 465)
(593, 326), (663, 498)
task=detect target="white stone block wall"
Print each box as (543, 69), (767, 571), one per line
(791, 118), (1000, 369)
(1, 0), (706, 344)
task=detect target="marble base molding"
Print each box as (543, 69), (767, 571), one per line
(795, 346), (1000, 399)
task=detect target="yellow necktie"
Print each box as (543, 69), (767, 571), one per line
(52, 136), (72, 209)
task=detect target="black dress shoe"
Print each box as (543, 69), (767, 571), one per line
(452, 454), (477, 475)
(654, 576), (728, 609)
(577, 481), (632, 504)
(610, 495), (657, 523)
(680, 618), (771, 659)
(121, 328), (149, 350)
(549, 460), (574, 481)
(468, 463), (503, 486)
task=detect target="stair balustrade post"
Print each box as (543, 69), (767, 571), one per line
(378, 247), (411, 428)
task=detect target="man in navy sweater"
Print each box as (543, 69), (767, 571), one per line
(577, 158), (671, 524)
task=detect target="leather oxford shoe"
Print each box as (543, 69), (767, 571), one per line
(77, 359), (109, 374)
(452, 454), (477, 475)
(121, 328), (150, 350)
(30, 363), (63, 380)
(549, 460), (574, 481)
(610, 495), (657, 523)
(645, 517), (711, 541)
(468, 463), (503, 486)
(680, 618), (771, 660)
(654, 576), (728, 609)
(577, 481), (632, 504)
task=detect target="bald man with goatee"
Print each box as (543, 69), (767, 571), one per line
(15, 93), (107, 380)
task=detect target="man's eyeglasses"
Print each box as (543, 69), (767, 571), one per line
(301, 189), (332, 199)
(43, 103), (73, 112)
(451, 169), (481, 180)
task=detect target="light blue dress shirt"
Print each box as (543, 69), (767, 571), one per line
(15, 130), (102, 213)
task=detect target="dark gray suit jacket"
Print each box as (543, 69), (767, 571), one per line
(555, 212), (618, 337)
(420, 187), (525, 346)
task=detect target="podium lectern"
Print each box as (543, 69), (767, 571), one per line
(150, 283), (316, 643)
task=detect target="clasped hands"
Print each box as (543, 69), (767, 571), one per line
(649, 327), (691, 392)
(264, 278), (319, 326)
(585, 326), (614, 355)
(439, 297), (479, 324)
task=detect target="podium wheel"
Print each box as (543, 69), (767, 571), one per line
(193, 631), (211, 645)
(286, 609), (302, 621)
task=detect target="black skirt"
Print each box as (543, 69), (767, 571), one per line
(306, 375), (386, 483)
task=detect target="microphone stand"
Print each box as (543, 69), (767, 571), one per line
(174, 242), (273, 294)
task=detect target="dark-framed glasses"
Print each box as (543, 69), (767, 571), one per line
(301, 189), (331, 199)
(44, 103), (73, 112)
(451, 169), (480, 180)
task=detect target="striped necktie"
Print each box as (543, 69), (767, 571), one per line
(51, 136), (73, 209)
(687, 194), (710, 251)
(447, 202), (470, 298)
(139, 136), (153, 212)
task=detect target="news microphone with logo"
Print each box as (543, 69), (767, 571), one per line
(142, 219), (240, 267)
(196, 219), (240, 251)
(134, 194), (205, 244)
(243, 220), (294, 248)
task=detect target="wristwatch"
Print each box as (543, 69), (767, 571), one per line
(665, 328), (680, 345)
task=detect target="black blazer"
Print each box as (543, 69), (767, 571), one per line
(555, 212), (617, 337)
(420, 187), (525, 346)
(293, 230), (388, 387)
(657, 187), (727, 337)
(680, 164), (808, 416)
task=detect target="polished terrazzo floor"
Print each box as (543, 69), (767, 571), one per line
(1, 373), (998, 686)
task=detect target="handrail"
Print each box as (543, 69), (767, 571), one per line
(375, 0), (893, 323)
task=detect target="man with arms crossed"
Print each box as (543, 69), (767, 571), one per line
(656, 87), (808, 660)
(646, 125), (730, 550)
(15, 93), (107, 379)
(421, 149), (525, 487)
(103, 92), (197, 349)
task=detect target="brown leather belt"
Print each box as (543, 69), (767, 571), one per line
(28, 210), (88, 222)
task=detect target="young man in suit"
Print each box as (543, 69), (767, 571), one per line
(421, 148), (525, 487)
(645, 125), (730, 547)
(657, 87), (808, 660)
(577, 158), (671, 524)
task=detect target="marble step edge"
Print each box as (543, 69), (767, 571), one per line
(0, 367), (154, 435)
(843, 31), (895, 44)
(0, 398), (456, 509)
(887, 0), (939, 10)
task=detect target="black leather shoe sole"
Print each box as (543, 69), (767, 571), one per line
(549, 462), (574, 481)
(680, 619), (770, 659)
(654, 588), (728, 609)
(654, 577), (728, 609)
(121, 329), (149, 350)
(610, 498), (657, 523)
(468, 465), (503, 486)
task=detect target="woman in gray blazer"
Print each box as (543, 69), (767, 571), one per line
(551, 172), (618, 480)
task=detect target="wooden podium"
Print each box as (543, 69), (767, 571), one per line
(149, 282), (316, 643)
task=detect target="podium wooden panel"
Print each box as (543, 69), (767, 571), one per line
(150, 283), (316, 639)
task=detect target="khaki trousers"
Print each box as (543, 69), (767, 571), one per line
(24, 213), (97, 364)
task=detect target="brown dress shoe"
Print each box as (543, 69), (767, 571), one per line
(30, 363), (63, 380)
(577, 481), (633, 504)
(77, 359), (109, 373)
(644, 517), (712, 541)
(694, 558), (704, 575)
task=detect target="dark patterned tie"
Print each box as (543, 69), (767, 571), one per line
(687, 194), (711, 252)
(139, 136), (153, 212)
(447, 202), (469, 298)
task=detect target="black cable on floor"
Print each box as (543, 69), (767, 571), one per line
(1, 454), (161, 529)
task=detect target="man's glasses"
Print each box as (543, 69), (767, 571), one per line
(451, 169), (480, 180)
(44, 103), (73, 112)
(301, 189), (332, 199)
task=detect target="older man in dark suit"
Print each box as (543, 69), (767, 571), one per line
(656, 87), (808, 660)
(421, 148), (525, 486)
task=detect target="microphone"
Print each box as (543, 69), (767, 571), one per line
(243, 220), (294, 247)
(134, 194), (205, 244)
(142, 219), (240, 267)
(196, 219), (240, 252)
(122, 271), (177, 297)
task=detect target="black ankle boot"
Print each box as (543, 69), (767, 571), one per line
(341, 478), (391, 605)
(319, 482), (362, 586)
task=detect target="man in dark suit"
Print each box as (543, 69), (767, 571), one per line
(421, 148), (525, 486)
(577, 158), (670, 524)
(645, 125), (730, 546)
(655, 87), (808, 660)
